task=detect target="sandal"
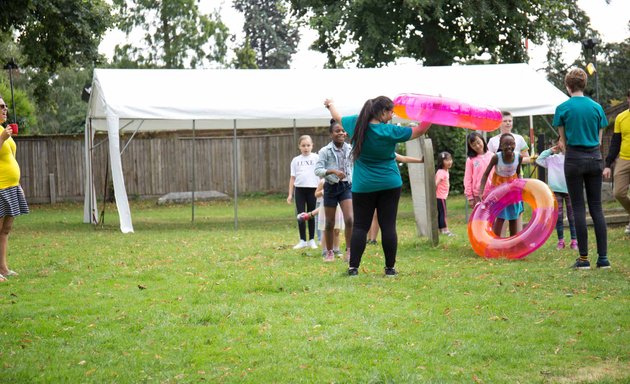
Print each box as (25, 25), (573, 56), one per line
(5, 270), (17, 277)
(0, 274), (6, 282)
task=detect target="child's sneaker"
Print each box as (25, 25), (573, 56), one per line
(347, 267), (358, 276)
(569, 239), (578, 250)
(556, 239), (565, 250)
(293, 240), (308, 249)
(333, 249), (342, 258)
(441, 231), (456, 237)
(323, 250), (335, 262)
(625, 223), (630, 235)
(307, 239), (318, 249)
(596, 257), (611, 269)
(572, 257), (590, 270)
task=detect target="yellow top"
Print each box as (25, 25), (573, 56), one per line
(0, 137), (20, 189)
(614, 109), (630, 161)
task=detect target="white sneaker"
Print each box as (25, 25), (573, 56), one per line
(625, 223), (630, 235)
(293, 240), (308, 249)
(308, 239), (318, 249)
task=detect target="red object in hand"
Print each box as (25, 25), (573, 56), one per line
(297, 212), (311, 223)
(8, 123), (18, 136)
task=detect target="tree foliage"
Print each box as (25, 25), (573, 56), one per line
(233, 0), (300, 69)
(0, 0), (112, 133)
(0, 78), (37, 135)
(34, 67), (93, 134)
(232, 40), (259, 69)
(112, 0), (229, 69)
(289, 0), (595, 68)
(594, 39), (630, 106)
(0, 0), (111, 73)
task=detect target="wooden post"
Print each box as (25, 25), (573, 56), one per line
(407, 137), (439, 246)
(49, 173), (56, 204)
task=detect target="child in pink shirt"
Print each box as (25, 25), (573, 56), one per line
(435, 151), (454, 236)
(464, 132), (494, 208)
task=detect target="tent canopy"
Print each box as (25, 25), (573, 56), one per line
(84, 64), (568, 232)
(88, 63), (567, 131)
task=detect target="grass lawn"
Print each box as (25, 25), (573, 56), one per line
(1, 194), (628, 383)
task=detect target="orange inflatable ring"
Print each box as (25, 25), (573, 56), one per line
(467, 178), (558, 259)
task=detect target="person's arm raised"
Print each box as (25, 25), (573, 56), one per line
(409, 121), (431, 140)
(324, 99), (342, 123)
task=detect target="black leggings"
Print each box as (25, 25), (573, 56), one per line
(294, 187), (316, 241)
(437, 198), (448, 229)
(350, 187), (401, 269)
(564, 154), (607, 257)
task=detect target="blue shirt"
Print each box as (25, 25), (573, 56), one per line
(341, 115), (412, 193)
(552, 96), (608, 147)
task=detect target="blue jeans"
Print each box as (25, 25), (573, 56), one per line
(323, 181), (352, 207)
(564, 153), (607, 258)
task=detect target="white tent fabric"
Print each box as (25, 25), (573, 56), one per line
(84, 64), (568, 232)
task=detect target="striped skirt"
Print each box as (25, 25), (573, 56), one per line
(0, 186), (29, 217)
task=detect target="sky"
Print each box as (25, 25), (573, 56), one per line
(99, 0), (630, 70)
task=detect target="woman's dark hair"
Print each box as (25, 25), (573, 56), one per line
(497, 132), (515, 152)
(466, 132), (487, 158)
(436, 151), (452, 170)
(352, 96), (394, 160)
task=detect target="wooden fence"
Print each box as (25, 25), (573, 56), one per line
(15, 129), (331, 203)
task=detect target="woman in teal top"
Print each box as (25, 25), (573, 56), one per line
(325, 96), (429, 276)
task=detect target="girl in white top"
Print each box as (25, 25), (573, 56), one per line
(287, 135), (320, 249)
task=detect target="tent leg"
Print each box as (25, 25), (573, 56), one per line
(293, 119), (297, 151)
(464, 128), (469, 221)
(84, 117), (99, 225)
(233, 119), (238, 231)
(192, 120), (196, 223)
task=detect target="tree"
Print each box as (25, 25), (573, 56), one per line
(34, 67), (93, 134)
(289, 0), (595, 68)
(112, 0), (229, 69)
(595, 39), (630, 106)
(233, 0), (300, 69)
(0, 79), (37, 135)
(232, 40), (259, 69)
(0, 0), (111, 114)
(0, 0), (111, 73)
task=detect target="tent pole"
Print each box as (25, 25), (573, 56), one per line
(233, 119), (238, 231)
(464, 128), (469, 221)
(192, 119), (196, 223)
(293, 119), (297, 149)
(86, 117), (96, 225)
(529, 115), (535, 156)
(529, 115), (536, 178)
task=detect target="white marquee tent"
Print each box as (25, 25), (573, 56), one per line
(84, 64), (568, 233)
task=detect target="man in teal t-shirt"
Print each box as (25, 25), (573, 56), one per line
(553, 96), (607, 148)
(553, 68), (609, 270)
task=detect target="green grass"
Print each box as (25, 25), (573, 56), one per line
(1, 194), (628, 383)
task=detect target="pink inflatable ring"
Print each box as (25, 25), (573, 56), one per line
(393, 93), (502, 132)
(467, 178), (558, 259)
